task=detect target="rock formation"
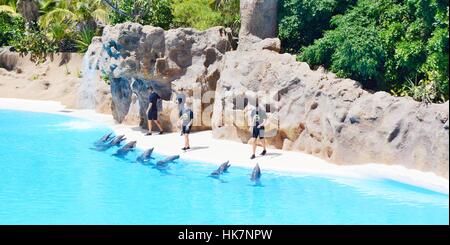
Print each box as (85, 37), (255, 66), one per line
(84, 2), (448, 178)
(210, 48), (449, 178)
(88, 22), (235, 130)
(239, 0), (278, 51)
(0, 47), (19, 71)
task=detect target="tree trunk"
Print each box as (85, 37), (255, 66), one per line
(16, 0), (39, 24)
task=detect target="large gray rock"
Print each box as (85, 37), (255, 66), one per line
(211, 49), (449, 178)
(239, 0), (278, 51)
(89, 22), (235, 129)
(0, 47), (19, 71)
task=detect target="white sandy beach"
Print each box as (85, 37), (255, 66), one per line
(0, 98), (448, 194)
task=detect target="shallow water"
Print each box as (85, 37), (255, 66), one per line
(0, 110), (448, 224)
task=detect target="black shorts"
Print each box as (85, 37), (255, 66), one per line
(252, 126), (265, 139)
(182, 125), (192, 135)
(148, 110), (158, 120)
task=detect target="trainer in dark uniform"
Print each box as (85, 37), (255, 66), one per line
(146, 86), (164, 136)
(250, 105), (267, 159)
(178, 99), (194, 151)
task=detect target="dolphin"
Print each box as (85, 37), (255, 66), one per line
(209, 161), (231, 177)
(137, 148), (154, 163)
(113, 141), (137, 157)
(94, 132), (113, 145)
(250, 163), (261, 182)
(108, 135), (126, 146)
(92, 135), (126, 151)
(156, 155), (180, 167)
(220, 161), (231, 172)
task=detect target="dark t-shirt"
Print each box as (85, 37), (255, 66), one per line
(149, 92), (160, 112)
(176, 93), (186, 117)
(251, 108), (267, 127)
(181, 108), (194, 127)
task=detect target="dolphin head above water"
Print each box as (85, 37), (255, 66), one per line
(251, 163), (261, 182)
(142, 148), (154, 158)
(110, 135), (126, 145)
(123, 141), (137, 150)
(157, 155), (180, 166)
(137, 148), (154, 163)
(219, 161), (231, 172)
(100, 132), (113, 142)
(94, 132), (114, 145)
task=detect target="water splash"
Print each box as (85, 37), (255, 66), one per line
(78, 52), (99, 109)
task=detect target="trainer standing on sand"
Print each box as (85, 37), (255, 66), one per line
(250, 103), (267, 159)
(146, 86), (164, 136)
(178, 99), (194, 151)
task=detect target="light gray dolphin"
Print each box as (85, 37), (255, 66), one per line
(221, 161), (231, 172)
(156, 155), (180, 167)
(210, 161), (231, 177)
(137, 148), (154, 163)
(94, 132), (113, 145)
(109, 135), (126, 146)
(250, 163), (261, 182)
(91, 135), (125, 151)
(113, 141), (137, 157)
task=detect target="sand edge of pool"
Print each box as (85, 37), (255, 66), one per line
(1, 98), (448, 195)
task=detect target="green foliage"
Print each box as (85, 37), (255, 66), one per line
(75, 26), (96, 52)
(0, 11), (25, 47)
(0, 0), (17, 14)
(101, 70), (110, 85)
(278, 0), (356, 53)
(172, 0), (221, 30)
(298, 0), (449, 103)
(46, 21), (78, 52)
(10, 26), (58, 63)
(212, 0), (240, 35)
(38, 0), (107, 29)
(108, 0), (174, 29)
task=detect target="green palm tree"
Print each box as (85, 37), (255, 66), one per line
(0, 0), (18, 15)
(38, 0), (108, 28)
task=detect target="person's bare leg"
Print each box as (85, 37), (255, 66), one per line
(185, 134), (190, 148)
(252, 138), (257, 155)
(262, 138), (266, 151)
(147, 120), (153, 133)
(154, 120), (163, 132)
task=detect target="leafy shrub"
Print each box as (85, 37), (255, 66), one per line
(299, 0), (449, 102)
(75, 26), (97, 53)
(172, 0), (222, 30)
(278, 0), (356, 53)
(45, 21), (77, 52)
(213, 0), (240, 35)
(109, 0), (174, 29)
(11, 27), (58, 63)
(0, 11), (25, 47)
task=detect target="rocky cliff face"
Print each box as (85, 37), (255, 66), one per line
(210, 48), (449, 178)
(239, 0), (278, 51)
(85, 10), (448, 178)
(88, 23), (235, 130)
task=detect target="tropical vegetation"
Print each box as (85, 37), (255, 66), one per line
(278, 0), (449, 103)
(0, 0), (239, 57)
(1, 0), (448, 102)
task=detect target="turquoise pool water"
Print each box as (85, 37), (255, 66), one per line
(0, 109), (448, 224)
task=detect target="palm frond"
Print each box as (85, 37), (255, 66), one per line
(0, 5), (17, 15)
(39, 8), (77, 28)
(91, 8), (108, 23)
